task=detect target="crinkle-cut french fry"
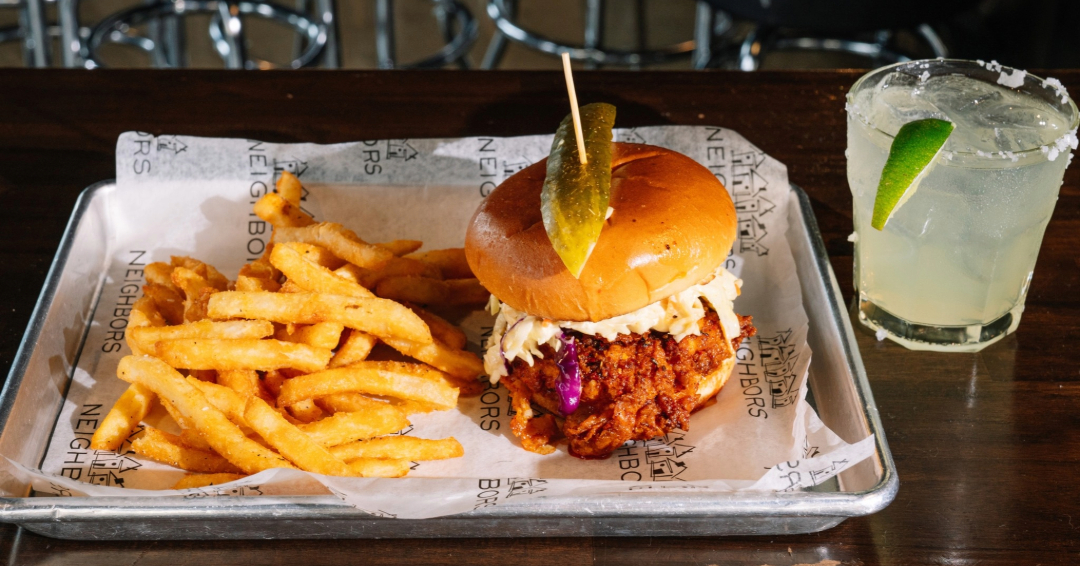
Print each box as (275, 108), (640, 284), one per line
(377, 275), (490, 306)
(179, 428), (215, 452)
(188, 378), (254, 429)
(239, 257), (280, 282)
(188, 369), (217, 382)
(329, 330), (378, 368)
(277, 361), (459, 410)
(279, 281), (304, 293)
(191, 287), (219, 323)
(172, 473), (248, 490)
(355, 257), (442, 289)
(144, 262), (179, 290)
(172, 266), (215, 322)
(277, 170), (303, 208)
(403, 304), (467, 350)
(207, 291), (432, 345)
(127, 297), (166, 356)
(131, 295), (167, 328)
(298, 407), (409, 447)
(380, 336), (483, 386)
(444, 278), (491, 306)
(375, 239), (423, 257)
(390, 399), (442, 415)
(160, 397), (196, 430)
(116, 356), (294, 474)
(155, 338), (332, 373)
(254, 192), (315, 228)
(90, 383), (155, 451)
(171, 256), (230, 291)
(242, 396), (353, 476)
(129, 320), (274, 356)
(131, 427), (244, 474)
(346, 458), (410, 478)
(331, 437), (463, 462)
(285, 398), (325, 423)
(143, 283), (185, 326)
(274, 322), (345, 350)
(236, 275), (281, 293)
(274, 223), (392, 270)
(263, 369), (287, 398)
(374, 276), (447, 305)
(216, 369), (264, 401)
(331, 264), (363, 285)
(270, 244), (373, 299)
(314, 392), (387, 414)
(280, 242), (346, 270)
(404, 248), (474, 279)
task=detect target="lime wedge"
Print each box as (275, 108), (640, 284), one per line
(541, 102), (616, 278)
(871, 118), (954, 230)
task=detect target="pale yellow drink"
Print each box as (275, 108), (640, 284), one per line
(846, 60), (1078, 351)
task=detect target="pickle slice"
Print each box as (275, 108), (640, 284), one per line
(541, 102), (616, 278)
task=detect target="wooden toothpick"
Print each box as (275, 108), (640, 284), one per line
(561, 52), (588, 165)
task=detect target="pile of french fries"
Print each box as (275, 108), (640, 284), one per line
(90, 172), (487, 489)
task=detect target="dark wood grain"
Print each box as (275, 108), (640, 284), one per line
(0, 69), (1078, 565)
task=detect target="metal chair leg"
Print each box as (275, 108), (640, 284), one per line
(631, 0), (646, 70)
(480, 0), (513, 69)
(295, 0), (338, 68)
(916, 23), (947, 58)
(375, 0), (395, 69)
(21, 0), (50, 67)
(163, 6), (186, 67)
(317, 0), (339, 67)
(738, 25), (761, 71)
(293, 0), (310, 60)
(145, 0), (169, 67)
(217, 1), (246, 69)
(435, 0), (467, 69)
(692, 1), (712, 69)
(583, 0), (603, 69)
(58, 0), (84, 67)
(485, 0), (693, 67)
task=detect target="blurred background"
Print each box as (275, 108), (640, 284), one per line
(1, 0), (1078, 70)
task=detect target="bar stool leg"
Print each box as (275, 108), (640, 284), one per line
(375, 0), (395, 69)
(58, 0), (84, 67)
(163, 5), (186, 68)
(435, 0), (467, 69)
(21, 0), (50, 67)
(294, 0), (309, 58)
(692, 1), (712, 69)
(480, 0), (513, 69)
(218, 0), (247, 69)
(738, 26), (763, 71)
(916, 23), (947, 58)
(316, 0), (339, 68)
(583, 0), (603, 69)
(145, 0), (169, 68)
(631, 0), (647, 70)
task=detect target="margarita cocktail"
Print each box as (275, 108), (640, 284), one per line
(847, 59), (1078, 351)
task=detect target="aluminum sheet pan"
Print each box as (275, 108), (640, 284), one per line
(0, 181), (897, 540)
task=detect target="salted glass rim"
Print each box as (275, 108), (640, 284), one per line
(845, 58), (1080, 160)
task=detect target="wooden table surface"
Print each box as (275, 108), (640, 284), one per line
(0, 69), (1077, 565)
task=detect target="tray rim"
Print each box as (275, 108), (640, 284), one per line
(0, 180), (898, 527)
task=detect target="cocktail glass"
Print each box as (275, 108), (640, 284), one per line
(846, 59), (1078, 352)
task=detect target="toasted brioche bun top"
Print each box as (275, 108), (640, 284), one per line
(465, 143), (737, 322)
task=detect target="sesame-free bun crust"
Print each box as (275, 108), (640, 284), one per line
(465, 143), (737, 322)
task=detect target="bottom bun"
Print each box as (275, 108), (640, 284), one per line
(694, 354), (735, 408)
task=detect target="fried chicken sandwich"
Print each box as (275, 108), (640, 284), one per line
(465, 140), (754, 459)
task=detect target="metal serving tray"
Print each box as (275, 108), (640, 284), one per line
(0, 181), (897, 540)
